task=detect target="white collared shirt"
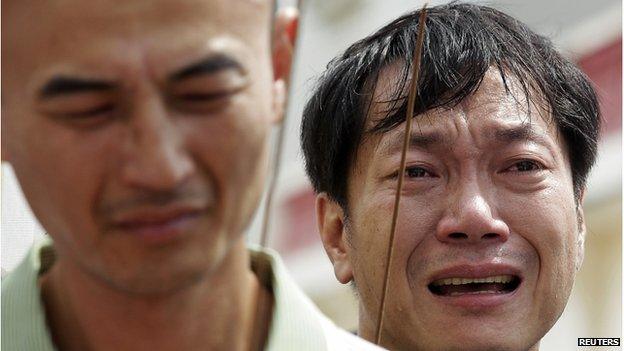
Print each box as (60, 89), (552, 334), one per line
(2, 238), (385, 351)
(249, 246), (384, 350)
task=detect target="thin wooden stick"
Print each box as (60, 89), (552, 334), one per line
(250, 1), (303, 350)
(259, 2), (300, 248)
(374, 5), (428, 345)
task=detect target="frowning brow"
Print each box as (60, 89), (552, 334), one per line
(381, 123), (553, 157)
(494, 124), (552, 147)
(169, 54), (246, 82)
(38, 77), (115, 98)
(382, 131), (444, 156)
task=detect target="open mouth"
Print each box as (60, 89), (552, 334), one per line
(428, 275), (521, 296)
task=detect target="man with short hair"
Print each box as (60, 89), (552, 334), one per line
(301, 3), (600, 350)
(1, 1), (383, 350)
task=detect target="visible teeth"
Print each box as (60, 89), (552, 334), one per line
(432, 275), (514, 286)
(449, 290), (505, 296)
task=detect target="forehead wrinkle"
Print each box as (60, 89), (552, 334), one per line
(382, 102), (560, 160)
(450, 105), (467, 144)
(376, 106), (465, 157)
(476, 96), (559, 152)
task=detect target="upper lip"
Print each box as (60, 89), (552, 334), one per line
(427, 263), (523, 285)
(109, 203), (205, 227)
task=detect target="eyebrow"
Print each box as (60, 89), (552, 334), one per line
(38, 77), (115, 99)
(382, 131), (443, 156)
(38, 54), (244, 99)
(493, 123), (552, 147)
(169, 54), (245, 82)
(381, 123), (553, 157)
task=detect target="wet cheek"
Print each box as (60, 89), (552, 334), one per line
(356, 194), (437, 285)
(399, 199), (441, 284)
(506, 189), (575, 246)
(514, 193), (578, 329)
(501, 188), (578, 290)
(397, 197), (438, 237)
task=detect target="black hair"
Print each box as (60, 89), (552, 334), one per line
(301, 2), (600, 209)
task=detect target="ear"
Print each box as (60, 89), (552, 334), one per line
(316, 193), (354, 284)
(269, 7), (298, 124)
(575, 189), (587, 272)
(272, 6), (298, 83)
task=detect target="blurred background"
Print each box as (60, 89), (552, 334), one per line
(2, 0), (621, 349)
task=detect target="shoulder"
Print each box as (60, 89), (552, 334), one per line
(248, 246), (386, 350)
(2, 238), (57, 351)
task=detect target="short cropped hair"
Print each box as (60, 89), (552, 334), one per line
(301, 2), (600, 209)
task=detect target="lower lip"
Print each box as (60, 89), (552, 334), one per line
(118, 213), (201, 245)
(429, 284), (521, 310)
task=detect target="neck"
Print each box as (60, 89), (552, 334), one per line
(356, 302), (376, 344)
(40, 238), (273, 351)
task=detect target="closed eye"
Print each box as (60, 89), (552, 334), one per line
(170, 85), (246, 114)
(58, 104), (115, 119)
(169, 70), (249, 113)
(45, 102), (116, 129)
(174, 90), (237, 102)
(38, 87), (116, 127)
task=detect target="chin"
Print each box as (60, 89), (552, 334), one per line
(104, 264), (210, 296)
(393, 322), (537, 351)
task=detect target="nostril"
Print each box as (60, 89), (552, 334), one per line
(482, 233), (499, 239)
(448, 232), (468, 239)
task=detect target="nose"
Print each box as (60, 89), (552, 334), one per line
(120, 97), (195, 191)
(435, 181), (509, 244)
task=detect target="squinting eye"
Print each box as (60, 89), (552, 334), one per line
(507, 160), (543, 172)
(176, 91), (233, 102)
(405, 166), (434, 178)
(172, 89), (241, 114)
(49, 104), (115, 129)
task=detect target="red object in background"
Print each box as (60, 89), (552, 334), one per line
(577, 38), (622, 134)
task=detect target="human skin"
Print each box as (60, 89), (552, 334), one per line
(2, 0), (295, 350)
(317, 66), (585, 351)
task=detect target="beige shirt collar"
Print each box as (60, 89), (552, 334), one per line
(2, 238), (371, 351)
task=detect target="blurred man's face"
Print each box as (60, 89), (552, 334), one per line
(2, 0), (279, 294)
(320, 67), (585, 350)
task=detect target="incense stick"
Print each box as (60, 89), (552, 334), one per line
(374, 5), (428, 345)
(250, 2), (303, 350)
